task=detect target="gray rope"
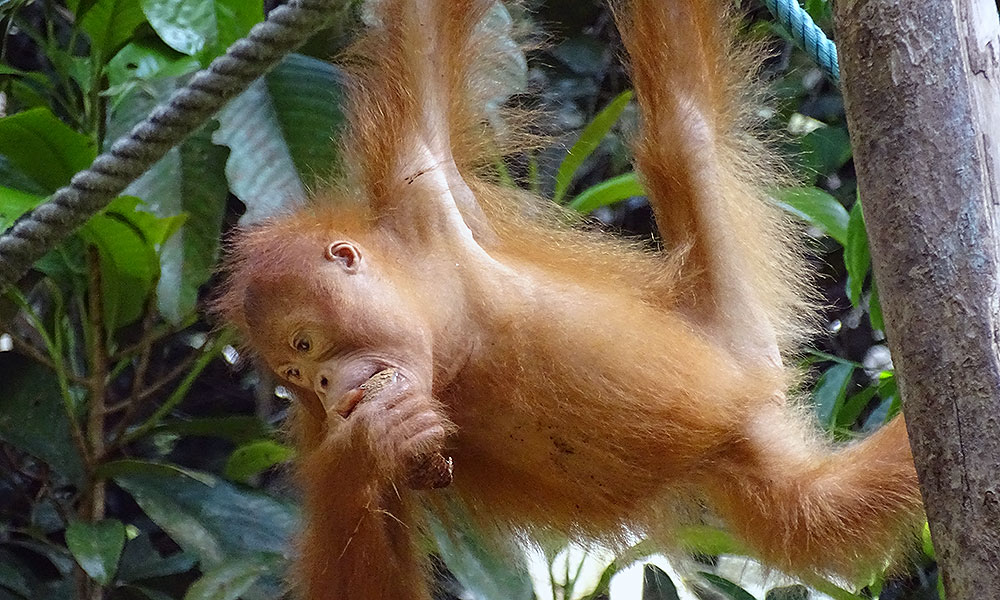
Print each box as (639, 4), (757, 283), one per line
(764, 0), (839, 84)
(0, 0), (340, 288)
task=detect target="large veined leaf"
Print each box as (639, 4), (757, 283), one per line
(214, 53), (346, 222)
(79, 196), (186, 330)
(80, 0), (147, 61)
(108, 76), (228, 324)
(813, 362), (854, 429)
(0, 355), (85, 484)
(106, 39), (201, 99)
(141, 0), (263, 59)
(0, 156), (51, 196)
(107, 460), (297, 569)
(0, 108), (97, 192)
(0, 185), (45, 231)
(117, 534), (197, 582)
(800, 125), (852, 175)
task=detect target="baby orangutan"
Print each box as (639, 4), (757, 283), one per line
(214, 0), (924, 597)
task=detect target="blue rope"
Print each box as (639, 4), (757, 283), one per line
(763, 0), (840, 84)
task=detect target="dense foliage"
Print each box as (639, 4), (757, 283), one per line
(0, 1), (939, 599)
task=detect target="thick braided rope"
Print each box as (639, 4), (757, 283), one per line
(0, 0), (339, 288)
(764, 0), (839, 84)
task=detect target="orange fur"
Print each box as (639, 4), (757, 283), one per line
(212, 0), (923, 597)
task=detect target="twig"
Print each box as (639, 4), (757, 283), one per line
(3, 288), (90, 469)
(77, 248), (107, 600)
(107, 344), (201, 444)
(0, 327), (88, 384)
(118, 330), (232, 445)
(106, 297), (159, 444)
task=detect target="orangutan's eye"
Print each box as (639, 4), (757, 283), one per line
(283, 367), (301, 381)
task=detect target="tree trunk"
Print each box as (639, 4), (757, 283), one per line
(833, 0), (1000, 597)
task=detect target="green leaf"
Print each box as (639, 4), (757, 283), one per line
(864, 373), (900, 429)
(183, 553), (283, 600)
(141, 0), (263, 59)
(0, 155), (52, 196)
(141, 0), (216, 56)
(215, 53), (346, 222)
(80, 196), (173, 330)
(153, 127), (226, 322)
(553, 89), (633, 204)
(114, 80), (228, 322)
(837, 385), (877, 429)
(429, 509), (533, 600)
(81, 0), (147, 61)
(804, 0), (831, 22)
(0, 108), (97, 192)
(46, 50), (95, 96)
(210, 0), (264, 58)
(568, 171), (645, 214)
(774, 186), (849, 246)
(66, 519), (127, 585)
(0, 355), (85, 483)
(844, 200), (870, 306)
(642, 564), (680, 600)
(813, 362), (854, 429)
(698, 573), (756, 600)
(0, 185), (46, 231)
(800, 126), (852, 175)
(118, 534), (197, 582)
(106, 39), (201, 89)
(109, 460), (297, 569)
(922, 522), (935, 559)
(224, 440), (295, 483)
(869, 278), (884, 331)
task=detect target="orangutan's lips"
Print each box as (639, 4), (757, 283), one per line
(334, 387), (364, 418)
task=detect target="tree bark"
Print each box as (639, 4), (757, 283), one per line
(833, 0), (1000, 597)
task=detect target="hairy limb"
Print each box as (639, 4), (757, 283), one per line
(292, 370), (452, 599)
(703, 409), (922, 577)
(295, 429), (430, 600)
(341, 0), (503, 247)
(616, 0), (805, 362)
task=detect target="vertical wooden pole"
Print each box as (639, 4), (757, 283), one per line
(833, 0), (1000, 596)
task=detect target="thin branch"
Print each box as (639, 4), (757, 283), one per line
(0, 327), (88, 384)
(110, 314), (196, 362)
(3, 288), (90, 467)
(106, 296), (158, 445)
(118, 330), (233, 445)
(84, 247), (107, 479)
